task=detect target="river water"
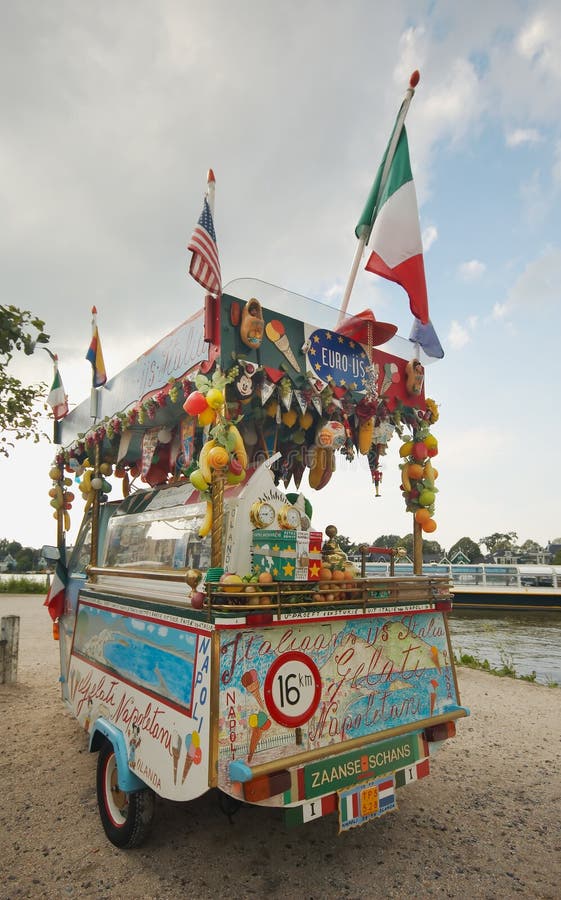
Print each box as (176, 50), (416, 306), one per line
(448, 611), (561, 685)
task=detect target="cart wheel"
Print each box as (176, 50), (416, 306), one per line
(96, 740), (155, 848)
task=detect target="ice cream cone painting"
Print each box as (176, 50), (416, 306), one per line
(380, 362), (399, 395)
(241, 668), (265, 710)
(182, 730), (202, 784)
(429, 679), (439, 716)
(265, 320), (300, 373)
(247, 711), (271, 763)
(70, 669), (79, 701)
(430, 646), (441, 672)
(172, 731), (182, 785)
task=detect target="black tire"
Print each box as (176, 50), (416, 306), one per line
(96, 740), (155, 848)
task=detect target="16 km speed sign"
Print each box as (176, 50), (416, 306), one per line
(264, 651), (322, 727)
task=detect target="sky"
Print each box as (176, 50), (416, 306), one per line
(1, 0), (560, 554)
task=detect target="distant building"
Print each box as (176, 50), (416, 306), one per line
(0, 553), (16, 572)
(546, 538), (561, 562)
(493, 547), (551, 565)
(448, 550), (470, 565)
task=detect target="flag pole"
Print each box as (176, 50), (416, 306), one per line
(90, 306), (99, 421)
(205, 168), (225, 568)
(337, 70), (420, 327)
(206, 168), (215, 216)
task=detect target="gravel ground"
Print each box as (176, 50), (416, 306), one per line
(1, 594), (560, 900)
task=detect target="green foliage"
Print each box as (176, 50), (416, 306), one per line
(479, 531), (518, 555)
(394, 533), (443, 559)
(335, 534), (358, 556)
(0, 305), (50, 456)
(0, 576), (49, 594)
(449, 536), (484, 563)
(0, 538), (44, 572)
(454, 650), (552, 685)
(372, 534), (401, 549)
(0, 538), (22, 557)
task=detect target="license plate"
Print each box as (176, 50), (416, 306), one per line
(339, 776), (397, 832)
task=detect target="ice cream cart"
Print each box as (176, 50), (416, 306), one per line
(45, 276), (468, 847)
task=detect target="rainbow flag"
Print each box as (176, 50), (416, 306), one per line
(86, 306), (107, 387)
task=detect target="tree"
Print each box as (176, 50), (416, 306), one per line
(0, 305), (50, 456)
(449, 537), (484, 563)
(335, 534), (358, 557)
(423, 538), (443, 558)
(397, 533), (442, 560)
(0, 538), (22, 558)
(518, 539), (544, 562)
(372, 534), (402, 549)
(15, 547), (34, 572)
(479, 532), (518, 556)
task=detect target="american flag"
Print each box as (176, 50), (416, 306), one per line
(188, 196), (221, 296)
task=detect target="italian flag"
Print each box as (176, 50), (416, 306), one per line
(47, 362), (68, 421)
(356, 126), (429, 325)
(44, 557), (67, 621)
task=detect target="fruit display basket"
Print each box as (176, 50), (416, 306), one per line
(204, 574), (453, 618)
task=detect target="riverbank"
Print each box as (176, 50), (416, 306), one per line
(1, 594), (560, 899)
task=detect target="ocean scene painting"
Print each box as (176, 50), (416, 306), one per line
(73, 601), (196, 710)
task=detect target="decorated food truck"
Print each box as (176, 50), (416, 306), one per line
(45, 273), (468, 847)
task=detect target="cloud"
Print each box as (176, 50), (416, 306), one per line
(442, 425), (509, 467)
(500, 246), (561, 317)
(458, 259), (486, 281)
(393, 33), (484, 201)
(448, 320), (473, 349)
(485, 5), (561, 121)
(492, 303), (508, 320)
(505, 128), (543, 147)
(422, 224), (438, 251)
(553, 141), (561, 186)
(520, 169), (550, 225)
(516, 12), (561, 78)
(393, 25), (428, 89)
(419, 58), (482, 144)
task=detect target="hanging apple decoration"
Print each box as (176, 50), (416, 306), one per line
(398, 399), (440, 532)
(183, 390), (208, 416)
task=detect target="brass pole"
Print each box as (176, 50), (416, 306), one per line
(90, 441), (101, 574)
(210, 468), (225, 568)
(413, 518), (423, 575)
(56, 461), (64, 550)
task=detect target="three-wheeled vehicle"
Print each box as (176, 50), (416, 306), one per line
(46, 277), (467, 846)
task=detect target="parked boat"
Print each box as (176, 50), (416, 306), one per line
(364, 563), (561, 612)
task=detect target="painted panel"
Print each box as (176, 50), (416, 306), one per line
(68, 596), (212, 800)
(217, 611), (458, 794)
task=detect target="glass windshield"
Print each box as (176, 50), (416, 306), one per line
(104, 502), (212, 570)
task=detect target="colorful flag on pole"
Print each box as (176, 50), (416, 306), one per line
(46, 354), (69, 420)
(358, 126), (429, 325)
(409, 316), (444, 359)
(86, 306), (107, 387)
(188, 196), (221, 296)
(44, 555), (67, 621)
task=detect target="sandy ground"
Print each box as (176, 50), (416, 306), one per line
(1, 594), (560, 900)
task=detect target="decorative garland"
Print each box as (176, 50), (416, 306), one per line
(51, 361), (442, 534)
(397, 398), (440, 532)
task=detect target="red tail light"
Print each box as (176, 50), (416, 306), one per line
(425, 721), (456, 742)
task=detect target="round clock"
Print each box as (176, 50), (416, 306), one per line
(250, 500), (276, 529)
(277, 504), (302, 530)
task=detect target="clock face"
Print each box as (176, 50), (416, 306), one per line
(278, 504), (301, 530)
(259, 503), (276, 527)
(251, 500), (277, 529)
